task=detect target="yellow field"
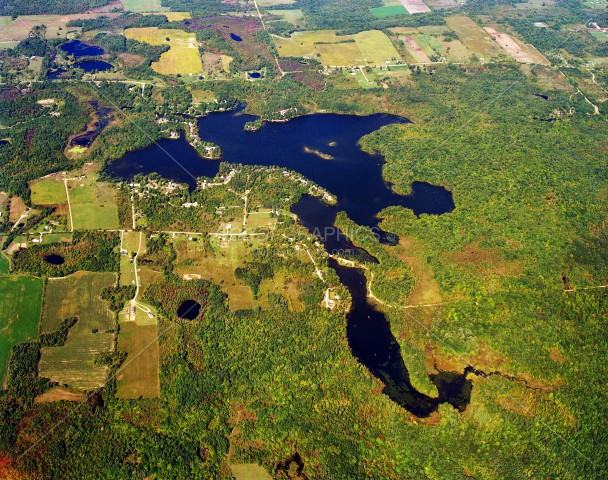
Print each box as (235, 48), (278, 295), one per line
(124, 0), (169, 12)
(274, 30), (402, 66)
(38, 272), (116, 391)
(445, 16), (504, 61)
(143, 11), (191, 21)
(116, 321), (160, 399)
(125, 27), (203, 75)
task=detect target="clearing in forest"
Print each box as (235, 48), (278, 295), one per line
(371, 5), (409, 17)
(125, 27), (203, 75)
(258, 0), (296, 5)
(30, 177), (67, 206)
(123, 0), (169, 12)
(38, 271), (116, 391)
(0, 275), (43, 383)
(116, 321), (160, 398)
(274, 30), (402, 66)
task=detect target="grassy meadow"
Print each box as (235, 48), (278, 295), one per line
(38, 272), (116, 390)
(125, 27), (203, 75)
(274, 30), (402, 66)
(0, 275), (43, 383)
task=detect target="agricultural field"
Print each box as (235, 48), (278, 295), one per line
(230, 464), (272, 480)
(120, 231), (143, 287)
(0, 275), (43, 383)
(0, 13), (120, 44)
(266, 9), (305, 25)
(371, 5), (409, 18)
(125, 27), (203, 75)
(385, 0), (431, 14)
(30, 177), (67, 206)
(67, 175), (119, 230)
(257, 0), (296, 5)
(173, 237), (255, 311)
(38, 271), (116, 391)
(445, 15), (505, 61)
(115, 320), (160, 399)
(484, 27), (550, 65)
(123, 0), (169, 12)
(274, 30), (402, 67)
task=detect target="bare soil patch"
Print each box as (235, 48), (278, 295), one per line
(34, 387), (86, 403)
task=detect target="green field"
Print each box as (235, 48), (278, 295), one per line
(267, 9), (305, 25)
(0, 275), (43, 383)
(274, 30), (402, 66)
(371, 5), (409, 17)
(67, 176), (119, 230)
(125, 27), (203, 75)
(115, 321), (160, 399)
(38, 272), (116, 391)
(123, 0), (169, 12)
(30, 178), (66, 205)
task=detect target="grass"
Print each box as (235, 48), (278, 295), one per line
(0, 275), (43, 384)
(0, 13), (120, 42)
(38, 272), (117, 391)
(120, 231), (143, 287)
(125, 27), (203, 75)
(123, 0), (169, 12)
(258, 0), (295, 5)
(30, 178), (66, 206)
(267, 9), (305, 25)
(274, 30), (402, 66)
(115, 321), (160, 398)
(230, 464), (273, 480)
(67, 175), (119, 230)
(445, 15), (504, 61)
(371, 5), (409, 17)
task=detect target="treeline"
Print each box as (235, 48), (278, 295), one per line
(39, 317), (78, 347)
(0, 0), (110, 15)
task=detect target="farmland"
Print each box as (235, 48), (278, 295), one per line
(116, 321), (159, 399)
(0, 13), (120, 44)
(370, 5), (409, 18)
(445, 15), (505, 61)
(67, 175), (119, 230)
(30, 177), (67, 206)
(123, 0), (169, 12)
(0, 274), (43, 383)
(125, 27), (203, 75)
(274, 30), (402, 66)
(38, 271), (116, 391)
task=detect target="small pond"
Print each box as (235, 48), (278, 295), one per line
(177, 300), (201, 320)
(75, 60), (113, 72)
(61, 40), (105, 57)
(44, 254), (65, 265)
(248, 72), (261, 79)
(230, 33), (243, 42)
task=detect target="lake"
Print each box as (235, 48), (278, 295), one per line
(104, 108), (462, 415)
(105, 107), (454, 233)
(75, 60), (113, 72)
(61, 40), (105, 57)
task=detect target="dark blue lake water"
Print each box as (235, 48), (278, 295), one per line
(249, 72), (261, 78)
(104, 108), (454, 231)
(75, 60), (113, 72)
(61, 40), (105, 57)
(230, 33), (243, 41)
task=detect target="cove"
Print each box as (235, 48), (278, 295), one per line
(291, 193), (473, 417)
(104, 107), (454, 234)
(61, 40), (105, 57)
